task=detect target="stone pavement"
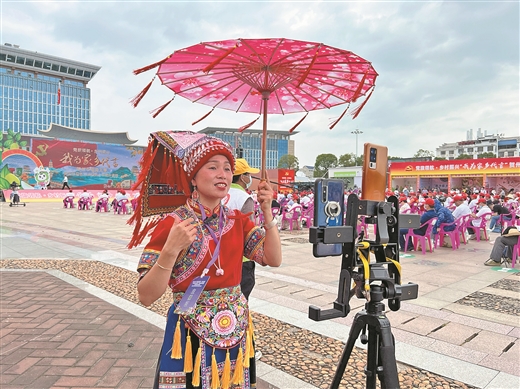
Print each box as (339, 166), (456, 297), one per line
(1, 201), (519, 388)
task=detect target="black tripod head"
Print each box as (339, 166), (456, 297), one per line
(309, 193), (419, 321)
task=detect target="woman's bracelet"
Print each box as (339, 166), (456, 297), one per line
(263, 218), (277, 230)
(155, 262), (172, 271)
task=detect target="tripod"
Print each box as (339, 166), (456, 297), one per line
(331, 284), (398, 389)
(309, 192), (419, 389)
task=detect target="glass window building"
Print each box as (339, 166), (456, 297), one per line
(0, 43), (100, 135)
(199, 127), (296, 170)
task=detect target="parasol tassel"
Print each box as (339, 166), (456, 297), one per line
(329, 103), (351, 130)
(297, 47), (320, 87)
(133, 54), (171, 75)
(192, 108), (214, 125)
(203, 45), (237, 73)
(351, 72), (368, 103)
(288, 113), (308, 133)
(351, 87), (375, 119)
(238, 116), (260, 133)
(150, 97), (175, 118)
(130, 76), (155, 108)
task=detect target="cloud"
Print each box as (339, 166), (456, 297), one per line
(1, 1), (518, 167)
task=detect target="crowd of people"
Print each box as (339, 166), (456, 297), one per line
(62, 188), (139, 214)
(250, 184), (520, 267)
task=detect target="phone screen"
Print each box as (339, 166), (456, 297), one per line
(313, 179), (345, 257)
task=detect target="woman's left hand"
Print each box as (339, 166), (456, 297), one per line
(257, 180), (274, 216)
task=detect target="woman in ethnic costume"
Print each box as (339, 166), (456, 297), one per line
(129, 131), (282, 389)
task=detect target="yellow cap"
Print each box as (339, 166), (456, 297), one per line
(234, 159), (260, 176)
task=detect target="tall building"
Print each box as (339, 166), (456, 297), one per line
(0, 43), (100, 135)
(436, 129), (519, 159)
(199, 127), (296, 170)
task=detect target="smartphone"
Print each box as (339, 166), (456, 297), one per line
(361, 143), (388, 201)
(313, 179), (345, 257)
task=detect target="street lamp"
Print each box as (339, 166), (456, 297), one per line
(351, 129), (363, 163)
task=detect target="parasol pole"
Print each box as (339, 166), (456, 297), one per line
(261, 91), (270, 180)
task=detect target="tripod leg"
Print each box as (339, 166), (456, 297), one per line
(329, 312), (366, 389)
(377, 324), (399, 389)
(366, 324), (379, 389)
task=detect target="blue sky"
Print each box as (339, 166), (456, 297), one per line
(1, 0), (518, 166)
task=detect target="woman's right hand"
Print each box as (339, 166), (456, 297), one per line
(162, 217), (197, 259)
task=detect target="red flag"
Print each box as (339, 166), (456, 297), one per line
(57, 83), (61, 105)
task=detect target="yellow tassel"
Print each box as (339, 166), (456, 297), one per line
(192, 344), (201, 387)
(232, 347), (244, 385)
(244, 330), (252, 368)
(183, 330), (193, 373)
(211, 349), (220, 389)
(171, 317), (182, 359)
(248, 312), (256, 345)
(221, 349), (231, 389)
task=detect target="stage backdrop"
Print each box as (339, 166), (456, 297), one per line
(0, 138), (145, 190)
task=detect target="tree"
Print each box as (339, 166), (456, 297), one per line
(413, 149), (435, 159)
(314, 153), (338, 177)
(456, 153), (473, 160)
(278, 155), (299, 171)
(478, 152), (496, 159)
(338, 153), (356, 167)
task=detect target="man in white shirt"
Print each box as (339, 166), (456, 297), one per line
(452, 195), (471, 220)
(222, 158), (260, 300)
(467, 199), (492, 240)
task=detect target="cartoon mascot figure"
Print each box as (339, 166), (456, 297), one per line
(33, 166), (51, 190)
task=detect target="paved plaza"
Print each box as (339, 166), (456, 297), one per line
(1, 201), (519, 388)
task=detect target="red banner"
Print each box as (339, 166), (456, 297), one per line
(390, 157), (520, 176)
(31, 139), (100, 168)
(278, 169), (295, 187)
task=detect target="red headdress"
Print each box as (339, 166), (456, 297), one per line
(127, 130), (235, 248)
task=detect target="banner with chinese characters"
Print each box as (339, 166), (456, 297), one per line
(0, 139), (146, 190)
(278, 169), (295, 188)
(390, 157), (520, 176)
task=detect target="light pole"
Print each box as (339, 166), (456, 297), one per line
(351, 129), (363, 163)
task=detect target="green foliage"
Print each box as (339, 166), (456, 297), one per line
(456, 153), (473, 160)
(314, 153), (338, 177)
(338, 153), (356, 167)
(413, 149), (435, 158)
(478, 152), (496, 159)
(278, 154), (299, 171)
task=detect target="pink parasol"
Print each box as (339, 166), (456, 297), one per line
(132, 38), (378, 177)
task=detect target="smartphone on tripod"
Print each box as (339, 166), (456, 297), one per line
(312, 179), (345, 257)
(361, 143), (388, 201)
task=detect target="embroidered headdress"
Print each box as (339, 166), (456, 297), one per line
(128, 130), (234, 248)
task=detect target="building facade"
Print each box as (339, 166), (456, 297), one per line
(0, 43), (100, 135)
(436, 128), (519, 159)
(199, 127), (296, 170)
(389, 157), (520, 193)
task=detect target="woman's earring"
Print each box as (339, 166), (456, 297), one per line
(192, 187), (199, 202)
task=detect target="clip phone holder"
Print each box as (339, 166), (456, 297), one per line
(308, 194), (420, 389)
